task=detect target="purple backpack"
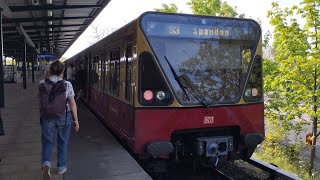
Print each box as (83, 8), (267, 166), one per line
(39, 79), (67, 119)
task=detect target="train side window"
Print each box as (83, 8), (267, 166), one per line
(139, 52), (173, 106)
(104, 52), (109, 92)
(91, 55), (100, 89)
(89, 56), (94, 86)
(125, 45), (133, 101)
(101, 53), (106, 91)
(109, 48), (120, 96)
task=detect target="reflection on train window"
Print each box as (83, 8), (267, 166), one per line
(125, 45), (133, 101)
(139, 52), (172, 106)
(244, 55), (262, 102)
(241, 48), (252, 75)
(148, 38), (255, 105)
(110, 48), (120, 96)
(104, 52), (109, 92)
(101, 53), (106, 91)
(91, 55), (100, 89)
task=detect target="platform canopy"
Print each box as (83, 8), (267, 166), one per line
(1, 0), (111, 60)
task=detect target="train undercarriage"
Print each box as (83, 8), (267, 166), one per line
(144, 126), (263, 172)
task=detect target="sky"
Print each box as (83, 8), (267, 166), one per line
(62, 0), (302, 59)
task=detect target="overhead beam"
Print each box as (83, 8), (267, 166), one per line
(3, 24), (86, 31)
(32, 38), (74, 42)
(5, 34), (75, 39)
(60, 0), (112, 56)
(3, 16), (93, 23)
(9, 4), (101, 12)
(0, 1), (13, 18)
(16, 25), (35, 48)
(16, 25), (40, 54)
(4, 30), (81, 36)
(4, 38), (74, 43)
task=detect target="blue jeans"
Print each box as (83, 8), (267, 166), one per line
(41, 112), (72, 171)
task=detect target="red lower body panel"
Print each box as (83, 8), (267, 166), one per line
(134, 104), (264, 154)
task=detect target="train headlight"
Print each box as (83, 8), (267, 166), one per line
(143, 90), (153, 101)
(252, 88), (258, 97)
(244, 88), (252, 97)
(156, 91), (165, 100)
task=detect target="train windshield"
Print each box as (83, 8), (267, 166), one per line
(140, 13), (261, 105)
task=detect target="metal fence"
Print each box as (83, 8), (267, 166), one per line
(4, 65), (17, 83)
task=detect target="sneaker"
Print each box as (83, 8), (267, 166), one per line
(42, 164), (51, 180)
(58, 167), (67, 175)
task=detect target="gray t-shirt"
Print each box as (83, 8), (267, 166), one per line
(39, 75), (75, 111)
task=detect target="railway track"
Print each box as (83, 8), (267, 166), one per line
(244, 158), (304, 180)
(215, 169), (235, 180)
(144, 158), (304, 180)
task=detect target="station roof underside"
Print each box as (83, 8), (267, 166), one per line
(1, 0), (111, 60)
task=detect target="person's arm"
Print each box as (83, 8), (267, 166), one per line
(68, 96), (79, 132)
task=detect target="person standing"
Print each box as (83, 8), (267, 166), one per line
(39, 60), (79, 179)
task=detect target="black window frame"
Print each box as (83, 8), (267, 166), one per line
(139, 51), (173, 106)
(125, 44), (133, 101)
(109, 48), (120, 96)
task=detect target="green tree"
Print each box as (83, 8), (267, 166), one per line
(187, 0), (244, 17)
(154, 3), (178, 13)
(267, 1), (320, 177)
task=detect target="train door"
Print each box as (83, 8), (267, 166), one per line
(102, 51), (110, 125)
(89, 55), (102, 115)
(98, 53), (105, 117)
(122, 43), (134, 137)
(109, 48), (121, 127)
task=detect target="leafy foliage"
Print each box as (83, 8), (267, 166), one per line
(187, 0), (244, 17)
(265, 0), (320, 176)
(154, 3), (178, 13)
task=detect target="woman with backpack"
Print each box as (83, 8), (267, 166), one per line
(39, 60), (79, 179)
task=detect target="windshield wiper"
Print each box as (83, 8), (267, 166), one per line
(179, 75), (208, 107)
(164, 56), (190, 101)
(164, 56), (208, 106)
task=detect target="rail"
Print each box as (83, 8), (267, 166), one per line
(246, 157), (304, 180)
(215, 169), (235, 180)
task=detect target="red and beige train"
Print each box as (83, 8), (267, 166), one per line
(65, 12), (264, 167)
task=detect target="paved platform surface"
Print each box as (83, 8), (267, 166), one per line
(65, 103), (151, 180)
(0, 74), (152, 180)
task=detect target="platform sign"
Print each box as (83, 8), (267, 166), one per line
(37, 54), (56, 60)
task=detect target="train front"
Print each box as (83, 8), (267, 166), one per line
(135, 12), (264, 166)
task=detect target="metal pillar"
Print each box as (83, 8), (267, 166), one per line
(31, 48), (34, 83)
(22, 39), (26, 89)
(0, 8), (5, 136)
(0, 9), (4, 108)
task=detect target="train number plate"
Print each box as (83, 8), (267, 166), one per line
(204, 116), (214, 124)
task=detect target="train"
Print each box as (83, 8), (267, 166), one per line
(65, 11), (264, 168)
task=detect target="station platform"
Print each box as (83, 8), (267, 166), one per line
(0, 75), (152, 180)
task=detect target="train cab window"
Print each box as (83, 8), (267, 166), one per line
(244, 55), (263, 102)
(139, 52), (173, 106)
(241, 48), (252, 75)
(125, 45), (133, 101)
(109, 48), (120, 96)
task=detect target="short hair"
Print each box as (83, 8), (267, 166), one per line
(50, 60), (64, 76)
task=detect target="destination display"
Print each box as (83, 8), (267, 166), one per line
(145, 22), (255, 40)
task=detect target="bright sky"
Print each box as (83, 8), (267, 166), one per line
(62, 0), (301, 59)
